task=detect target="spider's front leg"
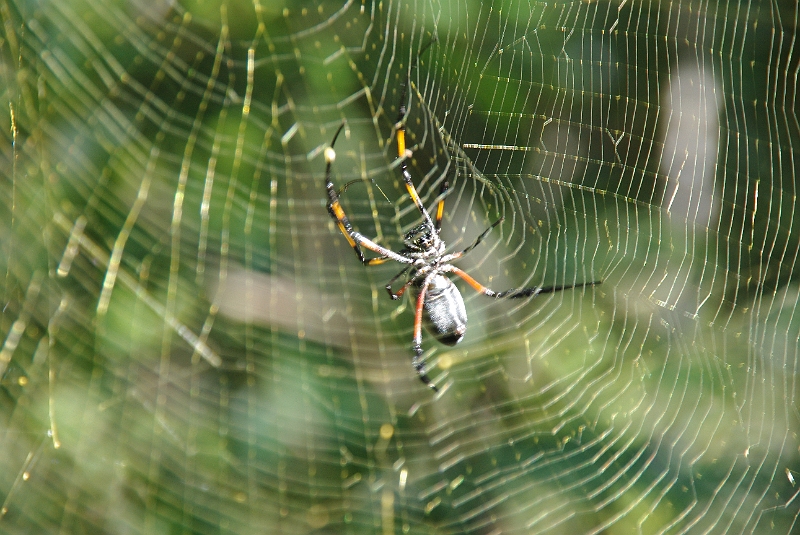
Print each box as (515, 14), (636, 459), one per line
(324, 123), (413, 267)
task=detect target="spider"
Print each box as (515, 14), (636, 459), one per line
(324, 68), (600, 392)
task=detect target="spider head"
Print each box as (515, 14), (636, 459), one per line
(403, 224), (437, 253)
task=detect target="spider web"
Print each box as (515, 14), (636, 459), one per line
(1, 0), (799, 533)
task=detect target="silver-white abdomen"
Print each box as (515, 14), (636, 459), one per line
(414, 274), (467, 346)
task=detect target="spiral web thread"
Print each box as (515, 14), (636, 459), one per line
(1, 1), (798, 533)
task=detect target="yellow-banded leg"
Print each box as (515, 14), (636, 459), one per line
(324, 123), (414, 267)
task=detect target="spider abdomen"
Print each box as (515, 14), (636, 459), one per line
(414, 274), (467, 346)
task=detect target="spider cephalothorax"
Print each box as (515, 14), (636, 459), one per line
(403, 223), (440, 254)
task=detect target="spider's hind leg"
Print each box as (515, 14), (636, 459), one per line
(412, 344), (439, 393)
(411, 277), (439, 392)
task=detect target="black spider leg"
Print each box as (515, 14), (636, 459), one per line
(444, 217), (505, 261)
(324, 122), (414, 267)
(499, 280), (602, 298)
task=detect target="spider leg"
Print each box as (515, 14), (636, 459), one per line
(434, 180), (448, 231)
(325, 123), (414, 266)
(386, 266), (414, 300)
(411, 275), (439, 392)
(447, 266), (601, 298)
(396, 114), (438, 234)
(445, 217), (505, 262)
(395, 41), (440, 238)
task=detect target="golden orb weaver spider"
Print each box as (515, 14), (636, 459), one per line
(323, 49), (600, 392)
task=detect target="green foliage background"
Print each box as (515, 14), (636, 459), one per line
(1, 1), (799, 534)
